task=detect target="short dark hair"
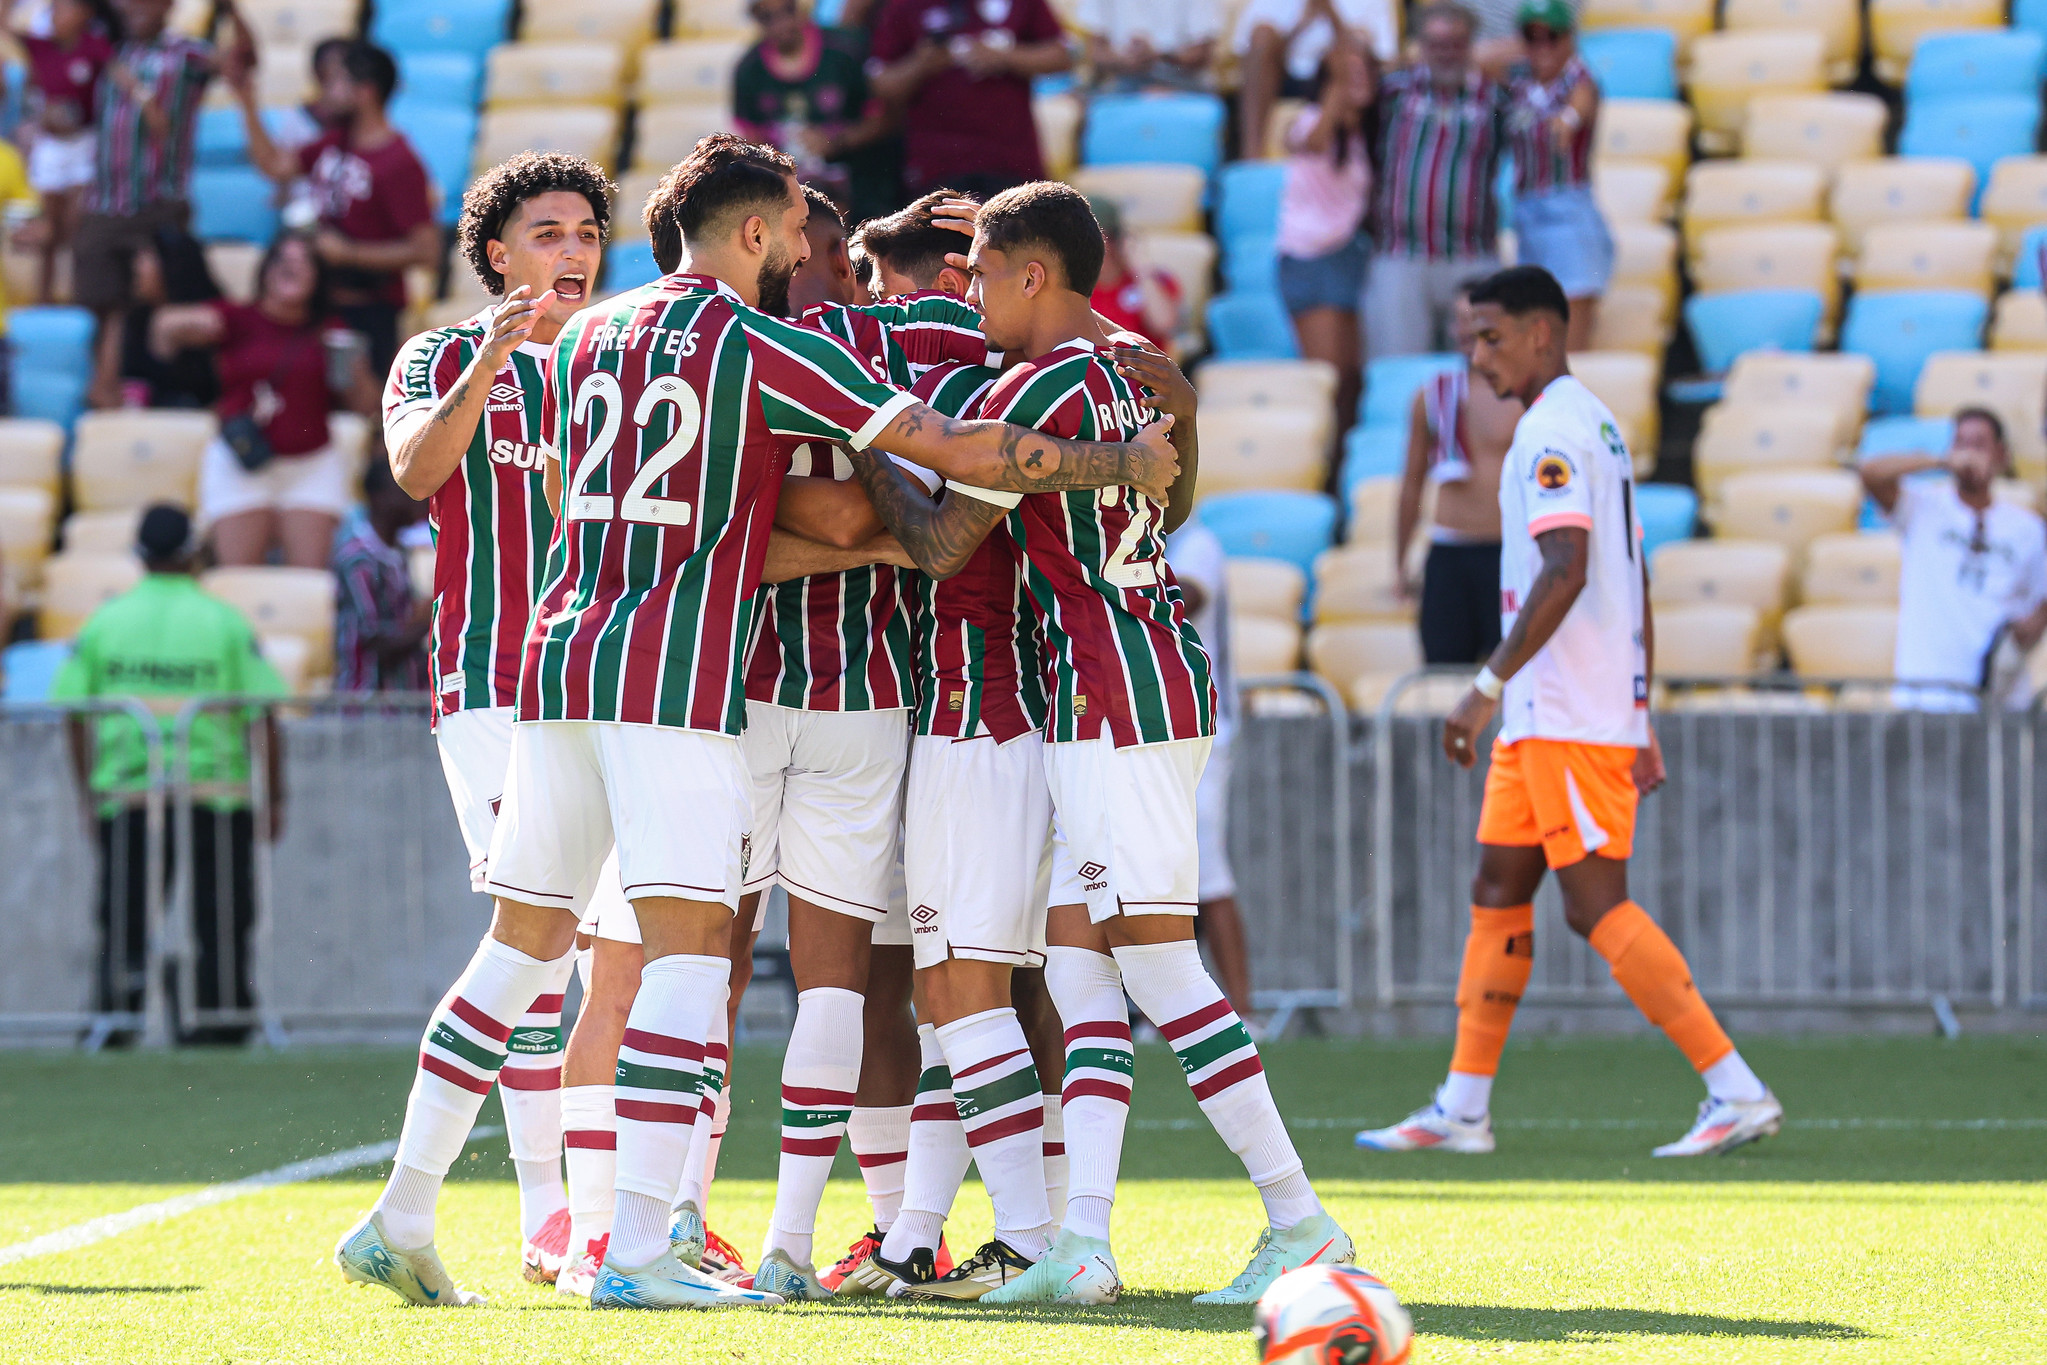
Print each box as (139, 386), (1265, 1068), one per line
(976, 181), (1105, 295)
(852, 188), (975, 290)
(310, 35), (349, 74)
(136, 503), (191, 567)
(1953, 406), (2007, 448)
(644, 163), (685, 274)
(659, 133), (797, 247)
(340, 40), (398, 105)
(803, 184), (846, 236)
(1467, 264), (1570, 323)
(457, 151), (615, 295)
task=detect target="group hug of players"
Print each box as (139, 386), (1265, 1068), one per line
(338, 132), (1781, 1314)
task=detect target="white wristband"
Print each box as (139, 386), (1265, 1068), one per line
(1473, 666), (1505, 700)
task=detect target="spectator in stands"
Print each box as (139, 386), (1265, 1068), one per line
(1275, 35), (1374, 460)
(333, 458), (429, 693)
(734, 0), (901, 226)
(152, 230), (377, 569)
(1465, 0), (1562, 72)
(115, 223), (219, 409)
(1234, 0), (1398, 160)
(1504, 0), (1606, 351)
(12, 0), (119, 304)
(1361, 2), (1503, 362)
(1861, 409), (2047, 711)
(265, 36), (352, 152)
(77, 0), (219, 411)
(52, 503), (285, 1044)
(1076, 0), (1220, 92)
(231, 38), (438, 379)
(867, 0), (1071, 200)
(1087, 196), (1180, 349)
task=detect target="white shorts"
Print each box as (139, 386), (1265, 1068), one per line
(1196, 738), (1236, 902)
(28, 129), (95, 194)
(435, 704), (514, 893)
(484, 720), (750, 913)
(876, 848), (912, 947)
(741, 702), (909, 925)
(905, 731), (1053, 971)
(1043, 734), (1212, 924)
(198, 437), (356, 524)
(576, 850), (637, 943)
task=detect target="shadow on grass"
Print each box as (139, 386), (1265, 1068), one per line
(1409, 1302), (1872, 1342)
(510, 1291), (1245, 1332)
(0, 1283), (201, 1296)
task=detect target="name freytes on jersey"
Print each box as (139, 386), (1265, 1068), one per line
(586, 320), (703, 357)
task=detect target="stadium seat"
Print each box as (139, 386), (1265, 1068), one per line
(1839, 289), (1989, 413)
(1681, 159), (1825, 262)
(603, 238), (660, 293)
(1609, 222), (1681, 317)
(1906, 30), (2046, 103)
(390, 104), (478, 224)
(1654, 603), (1763, 677)
(70, 411), (215, 512)
(61, 509), (142, 554)
(1568, 350), (1660, 460)
(200, 567), (338, 679)
(0, 418), (65, 499)
(37, 553), (143, 640)
(204, 241), (264, 303)
(1855, 222), (1998, 297)
(1692, 224), (1840, 327)
(1576, 29), (1679, 101)
(485, 42), (626, 107)
(0, 486), (54, 591)
(1687, 31), (1826, 151)
(610, 169), (663, 240)
(1802, 532), (1903, 604)
(1899, 97), (2043, 210)
(233, 0), (354, 47)
(1199, 490), (1338, 574)
(1740, 93), (1887, 174)
(394, 50), (483, 110)
(1312, 545), (1408, 623)
(631, 102), (732, 171)
(1591, 284), (1674, 357)
(1650, 538), (1792, 644)
(1035, 94), (1083, 180)
(9, 306), (94, 373)
(1195, 359), (1337, 413)
(521, 0), (660, 45)
(1694, 401), (1838, 504)
(1827, 158), (1975, 259)
(1591, 160), (1671, 224)
(1345, 475), (1405, 547)
(1221, 232), (1279, 293)
(1782, 604), (1898, 680)
(191, 166), (280, 243)
(1068, 164), (1205, 232)
(1684, 289), (1824, 373)
(1232, 614), (1304, 675)
(1635, 482), (1699, 560)
(1713, 469), (1864, 560)
(1216, 161), (1287, 247)
(636, 39), (751, 105)
(474, 106), (620, 171)
(2012, 226), (2047, 289)
(1979, 157), (2047, 265)
(1720, 0), (1861, 83)
(1361, 354), (1462, 430)
(1080, 93), (1226, 176)
(1135, 231), (1219, 320)
(1194, 409), (1328, 496)
(1308, 621), (1422, 707)
(1579, 0), (1714, 57)
(1725, 351), (1875, 451)
(1858, 414), (1953, 458)
(1991, 290), (2047, 350)
(672, 0), (753, 37)
(1205, 291), (1297, 360)
(1870, 0), (2004, 84)
(1592, 98), (1694, 183)
(1339, 426), (1407, 502)
(1226, 557), (1308, 621)
(371, 0), (511, 59)
(2020, 0), (2047, 39)
(1, 639), (71, 702)
(1913, 350), (2047, 461)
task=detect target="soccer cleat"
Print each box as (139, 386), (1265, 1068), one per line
(588, 1245), (785, 1309)
(557, 1234), (607, 1300)
(820, 1227), (884, 1294)
(874, 1244), (941, 1297)
(1354, 1102), (1496, 1154)
(669, 1200), (706, 1267)
(1652, 1091), (1784, 1157)
(978, 1230), (1122, 1305)
(701, 1226), (748, 1283)
(894, 1239), (1036, 1303)
(753, 1248), (834, 1301)
(334, 1211), (487, 1307)
(522, 1206), (573, 1284)
(1193, 1212), (1356, 1305)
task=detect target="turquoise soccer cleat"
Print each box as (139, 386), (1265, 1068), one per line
(334, 1211), (487, 1307)
(978, 1230), (1122, 1305)
(589, 1245), (785, 1310)
(1193, 1212), (1355, 1305)
(668, 1200), (707, 1267)
(752, 1248), (835, 1301)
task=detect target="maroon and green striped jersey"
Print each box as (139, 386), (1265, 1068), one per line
(1373, 65), (1506, 261)
(518, 274), (917, 732)
(801, 291), (998, 387)
(87, 34), (212, 217)
(1507, 55), (1595, 196)
(987, 340), (1214, 748)
(384, 317), (556, 727)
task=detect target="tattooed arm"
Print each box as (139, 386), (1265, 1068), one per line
(1442, 526), (1588, 767)
(387, 287), (556, 499)
(842, 445), (1013, 579)
(870, 401), (1180, 503)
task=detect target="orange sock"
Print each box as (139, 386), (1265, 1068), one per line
(1449, 904), (1534, 1077)
(1589, 902), (1734, 1072)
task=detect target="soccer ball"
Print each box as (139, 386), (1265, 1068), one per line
(1252, 1264), (1413, 1365)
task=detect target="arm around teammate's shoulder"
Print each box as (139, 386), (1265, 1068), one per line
(842, 443), (1013, 579)
(869, 400), (1180, 503)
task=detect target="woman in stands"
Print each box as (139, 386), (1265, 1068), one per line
(118, 225), (220, 409)
(12, 0), (120, 304)
(1503, 0), (1608, 352)
(152, 229), (376, 568)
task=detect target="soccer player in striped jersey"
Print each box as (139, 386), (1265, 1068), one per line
(338, 153), (614, 1306)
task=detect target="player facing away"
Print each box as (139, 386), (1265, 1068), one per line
(349, 152), (614, 1303)
(1355, 265), (1783, 1160)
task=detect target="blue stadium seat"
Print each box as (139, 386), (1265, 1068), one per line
(1339, 425), (1407, 503)
(1216, 162), (1286, 247)
(1906, 31), (2046, 102)
(1899, 97), (2043, 209)
(1857, 414), (1953, 458)
(1683, 290), (1824, 375)
(1635, 483), (1698, 563)
(603, 238), (660, 293)
(1222, 233), (1278, 293)
(370, 0), (512, 61)
(1206, 291), (1298, 359)
(1361, 353), (1461, 429)
(1579, 30), (1677, 101)
(10, 372), (87, 427)
(1838, 289), (1988, 414)
(390, 104), (477, 226)
(2013, 225), (2047, 289)
(2, 640), (71, 703)
(2021, 0), (2047, 42)
(395, 50), (483, 110)
(8, 306), (94, 428)
(192, 166), (280, 242)
(195, 105), (301, 167)
(1080, 93), (1226, 177)
(1198, 490), (1339, 575)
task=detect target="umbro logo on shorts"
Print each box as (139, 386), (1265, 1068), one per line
(1078, 862), (1106, 881)
(486, 383), (523, 411)
(911, 905), (938, 925)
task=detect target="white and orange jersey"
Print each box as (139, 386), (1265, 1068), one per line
(1496, 374), (1648, 749)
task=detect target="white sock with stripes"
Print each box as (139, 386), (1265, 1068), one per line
(765, 986), (864, 1268)
(1114, 940), (1321, 1231)
(1043, 946), (1132, 1243)
(1041, 1093), (1068, 1225)
(938, 1007), (1052, 1257)
(611, 953), (728, 1268)
(377, 935), (561, 1250)
(880, 1023), (970, 1265)
(499, 953), (575, 1242)
(849, 1104), (912, 1234)
(673, 991), (729, 1220)
(561, 1084), (615, 1263)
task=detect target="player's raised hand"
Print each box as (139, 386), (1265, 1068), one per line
(931, 198), (979, 271)
(1111, 343), (1195, 429)
(1128, 413), (1181, 503)
(487, 286), (556, 362)
(1442, 688), (1495, 768)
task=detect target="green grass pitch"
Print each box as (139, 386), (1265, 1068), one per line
(2, 1033), (2043, 1363)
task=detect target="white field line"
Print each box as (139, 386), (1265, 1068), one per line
(0, 1125), (504, 1268)
(1130, 1116), (2047, 1132)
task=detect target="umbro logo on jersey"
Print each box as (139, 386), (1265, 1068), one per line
(1072, 694), (1088, 716)
(947, 688), (965, 712)
(487, 383), (524, 411)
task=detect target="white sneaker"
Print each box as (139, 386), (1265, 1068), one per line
(669, 1201), (706, 1267)
(334, 1211), (487, 1307)
(978, 1230), (1121, 1305)
(589, 1245), (785, 1310)
(1354, 1102), (1495, 1153)
(1193, 1212), (1355, 1305)
(556, 1234), (606, 1300)
(1653, 1091), (1784, 1157)
(753, 1248), (834, 1301)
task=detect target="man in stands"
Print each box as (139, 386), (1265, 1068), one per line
(1357, 265), (1782, 1160)
(331, 457), (429, 693)
(732, 0), (899, 223)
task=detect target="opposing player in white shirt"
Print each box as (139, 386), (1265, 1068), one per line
(1354, 266), (1781, 1160)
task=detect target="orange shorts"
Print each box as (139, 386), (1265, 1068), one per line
(1475, 737), (1639, 868)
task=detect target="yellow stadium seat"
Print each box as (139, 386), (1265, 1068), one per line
(522, 0), (660, 46)
(1855, 221), (1998, 295)
(1720, 0), (1862, 82)
(170, 0), (211, 36)
(1870, 0), (2003, 84)
(1740, 92), (1886, 172)
(1610, 222), (1680, 318)
(1650, 537), (1791, 618)
(1693, 223), (1841, 326)
(1313, 545), (1409, 623)
(1828, 157), (1975, 257)
(200, 567), (338, 680)
(218, 44), (314, 110)
(38, 552), (142, 640)
(1991, 290), (2047, 351)
(1579, 0), (1715, 61)
(0, 418), (65, 499)
(1255, 99), (1309, 160)
(1590, 283), (1675, 357)
(486, 42), (626, 108)
(1723, 350), (1874, 449)
(474, 106), (621, 172)
(1914, 350), (2047, 463)
(204, 241), (264, 304)
(1194, 409), (1328, 495)
(636, 39), (751, 105)
(1232, 614), (1303, 674)
(1036, 94), (1083, 181)
(1068, 165), (1205, 233)
(672, 0), (754, 37)
(1980, 157), (2047, 268)
(71, 410), (214, 513)
(1133, 231), (1219, 319)
(1225, 557), (1307, 620)
(1593, 99), (1695, 184)
(1681, 159), (1826, 262)
(0, 486), (54, 592)
(1713, 468), (1863, 562)
(1687, 31), (1826, 150)
(1308, 621), (1422, 707)
(1782, 604), (1899, 679)
(1694, 401), (1839, 504)
(1196, 359), (1339, 412)
(1654, 602), (1764, 677)
(1568, 349), (1661, 460)
(258, 632), (313, 696)
(610, 169), (665, 241)
(1801, 532), (1902, 604)
(1346, 477), (1402, 547)
(62, 509), (141, 554)
(631, 102), (733, 172)
(1591, 160), (1673, 224)
(232, 0), (354, 47)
